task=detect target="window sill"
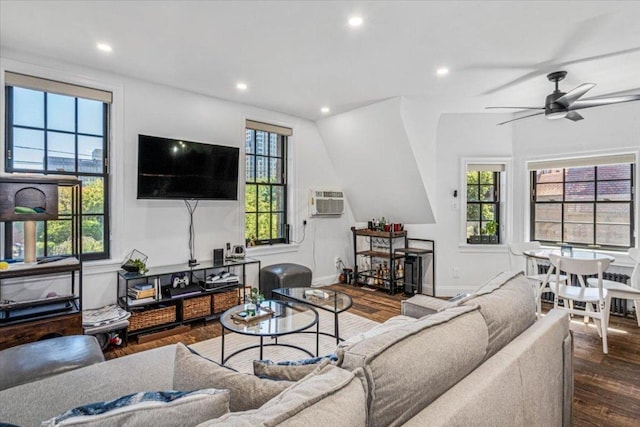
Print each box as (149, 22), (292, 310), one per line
(246, 243), (300, 257)
(458, 244), (508, 254)
(83, 258), (123, 275)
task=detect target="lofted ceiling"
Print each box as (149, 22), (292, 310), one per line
(1, 0), (639, 121)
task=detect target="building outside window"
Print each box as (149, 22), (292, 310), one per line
(529, 155), (635, 251)
(4, 72), (111, 261)
(244, 120), (291, 247)
(466, 163), (504, 244)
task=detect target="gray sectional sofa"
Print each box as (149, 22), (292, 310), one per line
(0, 271), (572, 426)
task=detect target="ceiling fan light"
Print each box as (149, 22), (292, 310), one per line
(547, 111), (567, 120)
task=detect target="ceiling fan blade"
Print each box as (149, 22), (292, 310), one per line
(555, 83), (596, 108)
(569, 94), (640, 110)
(565, 111), (584, 122)
(485, 106), (544, 110)
(497, 111), (545, 126)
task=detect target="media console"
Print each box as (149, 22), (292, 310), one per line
(116, 258), (260, 342)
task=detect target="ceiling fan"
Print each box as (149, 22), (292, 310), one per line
(486, 71), (640, 125)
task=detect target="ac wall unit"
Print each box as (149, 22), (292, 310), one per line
(309, 189), (345, 216)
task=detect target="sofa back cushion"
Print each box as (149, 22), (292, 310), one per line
(202, 364), (368, 426)
(338, 305), (489, 427)
(452, 271), (537, 359)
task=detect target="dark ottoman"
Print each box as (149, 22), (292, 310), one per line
(260, 263), (312, 298)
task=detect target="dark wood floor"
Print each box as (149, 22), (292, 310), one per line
(105, 284), (640, 426)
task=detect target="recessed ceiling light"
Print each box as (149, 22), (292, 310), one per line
(96, 43), (112, 53)
(321, 107), (330, 114)
(236, 82), (248, 91)
(436, 67), (449, 76)
(348, 16), (363, 27)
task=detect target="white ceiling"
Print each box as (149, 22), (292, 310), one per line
(1, 0), (639, 121)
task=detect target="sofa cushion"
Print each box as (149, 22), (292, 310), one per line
(452, 271), (537, 359)
(172, 343), (292, 412)
(41, 389), (229, 427)
(253, 355), (335, 381)
(201, 364), (368, 426)
(339, 305), (489, 427)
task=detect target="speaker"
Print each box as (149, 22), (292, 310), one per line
(403, 255), (422, 296)
(213, 248), (224, 265)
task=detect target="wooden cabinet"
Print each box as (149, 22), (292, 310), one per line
(0, 176), (83, 350)
(352, 227), (407, 294)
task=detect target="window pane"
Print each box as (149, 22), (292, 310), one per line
(597, 180), (631, 201)
(565, 166), (594, 182)
(257, 185), (270, 212)
(535, 222), (561, 241)
(597, 164), (630, 180)
(256, 156), (268, 182)
(466, 204), (480, 221)
(245, 184), (257, 212)
(565, 182), (594, 201)
(82, 177), (104, 214)
(480, 185), (494, 201)
(536, 183), (562, 201)
(13, 128), (45, 170)
(466, 221), (480, 238)
(479, 171), (493, 184)
(47, 93), (75, 132)
(11, 222), (24, 259)
(245, 155), (255, 182)
(13, 87), (44, 128)
(35, 221), (46, 258)
(564, 223), (593, 244)
(269, 134), (282, 157)
(596, 225), (630, 247)
(269, 158), (282, 183)
(78, 136), (103, 173)
(536, 169), (562, 183)
(245, 213), (257, 242)
(535, 203), (561, 221)
(257, 213), (271, 239)
(77, 98), (103, 135)
(46, 219), (72, 255)
(48, 131), (76, 172)
(271, 186), (284, 211)
(481, 204), (495, 221)
(467, 186), (478, 201)
(596, 204), (630, 224)
(272, 213), (284, 238)
(255, 131), (268, 155)
(82, 215), (105, 253)
(245, 129), (255, 154)
(466, 171), (478, 185)
(564, 203), (593, 223)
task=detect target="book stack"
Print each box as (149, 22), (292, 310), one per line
(127, 283), (156, 305)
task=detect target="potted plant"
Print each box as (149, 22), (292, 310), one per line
(245, 287), (264, 316)
(482, 220), (499, 244)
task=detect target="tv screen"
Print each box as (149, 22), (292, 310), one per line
(137, 134), (239, 200)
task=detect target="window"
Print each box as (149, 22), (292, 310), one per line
(530, 155), (635, 251)
(466, 164), (503, 244)
(244, 120), (291, 247)
(4, 72), (111, 261)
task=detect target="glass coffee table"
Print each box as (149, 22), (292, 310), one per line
(272, 287), (352, 344)
(219, 300), (318, 364)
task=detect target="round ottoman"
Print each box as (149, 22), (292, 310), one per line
(260, 263), (312, 297)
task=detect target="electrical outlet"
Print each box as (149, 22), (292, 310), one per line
(452, 267), (460, 278)
(335, 257), (342, 270)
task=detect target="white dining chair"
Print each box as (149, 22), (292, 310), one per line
(508, 241), (567, 318)
(586, 248), (640, 327)
(549, 254), (612, 354)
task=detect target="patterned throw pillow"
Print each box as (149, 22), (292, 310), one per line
(41, 389), (229, 427)
(253, 354), (338, 381)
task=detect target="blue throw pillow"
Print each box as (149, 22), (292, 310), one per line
(253, 354), (338, 381)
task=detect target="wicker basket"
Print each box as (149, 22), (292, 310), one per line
(128, 305), (176, 331)
(183, 295), (212, 320)
(212, 290), (239, 313)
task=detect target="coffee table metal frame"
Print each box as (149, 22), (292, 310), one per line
(272, 287), (353, 345)
(219, 300), (319, 364)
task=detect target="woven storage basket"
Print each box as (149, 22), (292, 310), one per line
(212, 290), (239, 313)
(183, 295), (212, 320)
(128, 305), (176, 331)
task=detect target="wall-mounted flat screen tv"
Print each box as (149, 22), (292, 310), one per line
(137, 134), (239, 200)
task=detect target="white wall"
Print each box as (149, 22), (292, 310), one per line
(1, 51), (353, 308)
